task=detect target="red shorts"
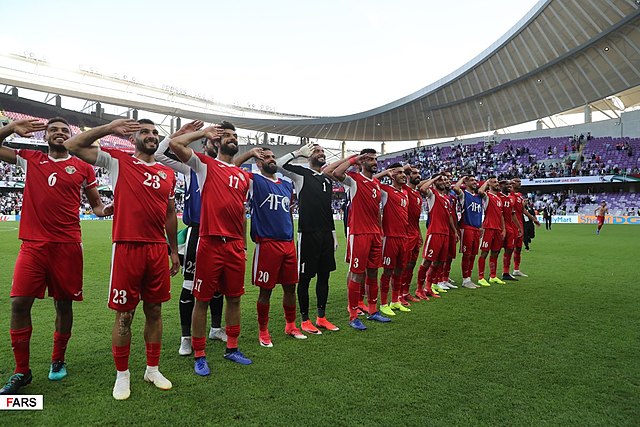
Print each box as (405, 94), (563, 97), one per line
(460, 228), (480, 256)
(108, 242), (170, 311)
(422, 233), (449, 262)
(448, 233), (457, 259)
(252, 240), (298, 289)
(480, 228), (503, 252)
(193, 236), (245, 300)
(597, 215), (605, 225)
(381, 236), (407, 270)
(348, 233), (382, 274)
(405, 233), (422, 264)
(503, 228), (517, 250)
(12, 241), (83, 301)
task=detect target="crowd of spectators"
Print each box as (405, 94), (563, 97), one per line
(394, 133), (639, 179)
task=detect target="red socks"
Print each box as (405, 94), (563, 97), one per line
(478, 255), (486, 279)
(192, 336), (206, 358)
(402, 268), (414, 295)
(283, 303), (296, 325)
(257, 301), (270, 331)
(417, 265), (427, 291)
(503, 251), (512, 274)
(462, 254), (475, 278)
(443, 259), (452, 282)
(365, 276), (378, 314)
(226, 325), (240, 349)
(347, 279), (361, 321)
(10, 327), (32, 375)
(112, 343), (131, 372)
(145, 342), (161, 367)
(380, 274), (391, 305)
(489, 254), (498, 278)
(391, 274), (402, 303)
(514, 250), (521, 270)
(52, 331), (71, 363)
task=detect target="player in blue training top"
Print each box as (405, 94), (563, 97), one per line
(453, 175), (484, 289)
(249, 147), (307, 347)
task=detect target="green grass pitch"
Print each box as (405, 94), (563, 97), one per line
(0, 221), (638, 425)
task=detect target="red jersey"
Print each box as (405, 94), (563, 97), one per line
(343, 171), (382, 235)
(425, 189), (450, 235)
(380, 183), (408, 238)
(482, 192), (503, 230)
(96, 148), (175, 243)
(403, 184), (423, 238)
(513, 191), (524, 227)
(500, 193), (517, 232)
(187, 152), (251, 240)
(16, 149), (97, 243)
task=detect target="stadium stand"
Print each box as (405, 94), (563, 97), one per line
(384, 135), (640, 179)
(2, 111), (134, 152)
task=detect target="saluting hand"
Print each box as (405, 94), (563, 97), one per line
(176, 120), (205, 136)
(107, 119), (141, 136)
(295, 142), (315, 158)
(9, 119), (47, 137)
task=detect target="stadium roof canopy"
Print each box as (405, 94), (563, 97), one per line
(1, 0), (640, 141)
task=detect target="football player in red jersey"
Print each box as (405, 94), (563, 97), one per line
(0, 118), (112, 395)
(375, 163), (411, 316)
(499, 180), (523, 281)
(416, 174), (459, 298)
(327, 149), (392, 330)
(477, 177), (506, 287)
(65, 118), (179, 400)
(510, 177), (540, 276)
(169, 122), (256, 372)
(399, 165), (424, 304)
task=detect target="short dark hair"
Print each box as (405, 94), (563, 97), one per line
(360, 148), (376, 156)
(387, 162), (402, 169)
(487, 175), (497, 180)
(46, 117), (70, 128)
(218, 121), (236, 131)
(138, 118), (155, 126)
(211, 121), (236, 144)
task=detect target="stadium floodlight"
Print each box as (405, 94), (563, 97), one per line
(607, 96), (625, 111)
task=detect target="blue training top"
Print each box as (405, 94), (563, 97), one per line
(249, 174), (294, 242)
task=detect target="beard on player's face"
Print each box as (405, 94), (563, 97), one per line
(310, 156), (326, 168)
(261, 161), (277, 174)
(46, 133), (69, 153)
(135, 137), (158, 155)
(219, 139), (238, 156)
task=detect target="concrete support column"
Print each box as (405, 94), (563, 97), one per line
(584, 105), (592, 123)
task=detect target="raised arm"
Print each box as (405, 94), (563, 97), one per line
(234, 147), (264, 166)
(417, 174), (441, 197)
(64, 119), (141, 165)
(276, 142), (314, 168)
(0, 119), (47, 164)
(452, 176), (466, 196)
(169, 126), (222, 163)
(326, 155), (358, 182)
(170, 120), (204, 139)
(477, 179), (489, 197)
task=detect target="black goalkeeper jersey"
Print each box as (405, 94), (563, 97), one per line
(282, 163), (335, 233)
